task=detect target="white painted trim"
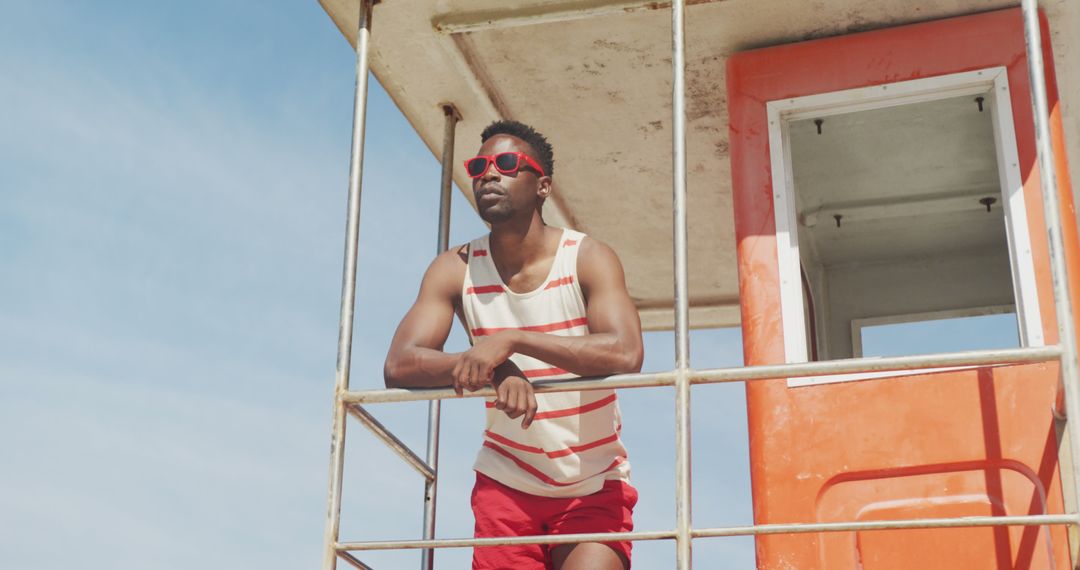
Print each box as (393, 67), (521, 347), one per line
(769, 68), (1001, 121)
(764, 67), (1044, 388)
(989, 72), (1045, 348)
(766, 104), (808, 366)
(785, 365), (1004, 388)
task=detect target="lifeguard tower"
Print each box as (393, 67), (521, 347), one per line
(314, 1), (1080, 568)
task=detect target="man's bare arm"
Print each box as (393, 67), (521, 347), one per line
(453, 238), (644, 388)
(383, 249), (464, 388)
(384, 247), (539, 425)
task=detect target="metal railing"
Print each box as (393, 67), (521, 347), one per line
(320, 0), (1080, 568)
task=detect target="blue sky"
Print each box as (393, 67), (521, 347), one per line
(0, 2), (753, 568)
(2, 2), (1029, 569)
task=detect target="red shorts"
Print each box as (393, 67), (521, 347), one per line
(471, 472), (638, 569)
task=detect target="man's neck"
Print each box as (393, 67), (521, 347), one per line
(488, 213), (554, 271)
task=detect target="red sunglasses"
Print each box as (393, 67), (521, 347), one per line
(464, 152), (546, 178)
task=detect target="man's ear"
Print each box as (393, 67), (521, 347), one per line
(537, 176), (553, 200)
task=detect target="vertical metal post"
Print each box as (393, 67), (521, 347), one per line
(670, 0), (692, 568)
(421, 104), (459, 570)
(436, 105), (459, 255)
(1021, 0), (1080, 531)
(322, 1), (374, 569)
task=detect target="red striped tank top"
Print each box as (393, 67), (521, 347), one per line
(462, 228), (631, 498)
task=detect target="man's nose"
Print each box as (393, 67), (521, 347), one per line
(480, 161), (501, 181)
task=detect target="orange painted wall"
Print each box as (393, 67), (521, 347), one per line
(726, 8), (1078, 569)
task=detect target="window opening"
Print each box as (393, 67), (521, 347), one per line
(856, 308), (1020, 358)
(766, 68), (1043, 387)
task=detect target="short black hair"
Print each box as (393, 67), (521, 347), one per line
(480, 120), (554, 178)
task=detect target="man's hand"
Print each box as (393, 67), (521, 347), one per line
(493, 375), (538, 429)
(452, 331), (517, 395)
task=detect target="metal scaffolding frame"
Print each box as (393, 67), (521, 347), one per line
(320, 0), (1080, 568)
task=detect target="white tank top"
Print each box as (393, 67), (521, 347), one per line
(462, 228), (631, 498)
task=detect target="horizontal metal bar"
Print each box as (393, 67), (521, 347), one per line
(344, 346), (1060, 405)
(346, 404), (435, 481)
(337, 551), (375, 570)
(335, 512), (1078, 552)
(692, 345), (1063, 385)
(343, 370), (676, 404)
(337, 530), (677, 552)
(693, 513), (1080, 538)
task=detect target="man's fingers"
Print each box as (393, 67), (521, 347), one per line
(522, 395), (537, 429)
(501, 390), (517, 417)
(501, 386), (521, 419)
(512, 388), (527, 418)
(494, 382), (507, 409)
(502, 391), (521, 418)
(451, 360), (462, 395)
(474, 363), (486, 388)
(509, 388), (523, 416)
(472, 364), (495, 392)
(466, 362), (479, 391)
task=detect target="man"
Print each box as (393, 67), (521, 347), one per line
(384, 120), (644, 570)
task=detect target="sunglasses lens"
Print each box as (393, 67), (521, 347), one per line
(495, 153), (520, 173)
(466, 157), (489, 177)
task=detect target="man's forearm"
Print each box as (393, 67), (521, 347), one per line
(384, 347), (460, 388)
(506, 330), (643, 377)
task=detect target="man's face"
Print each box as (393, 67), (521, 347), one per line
(471, 134), (549, 224)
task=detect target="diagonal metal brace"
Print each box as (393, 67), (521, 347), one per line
(347, 403), (436, 481)
(337, 550), (375, 570)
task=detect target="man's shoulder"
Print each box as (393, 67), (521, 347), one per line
(423, 244), (470, 296)
(557, 227), (622, 270)
(431, 244), (470, 271)
(575, 232), (617, 262)
(574, 234), (627, 295)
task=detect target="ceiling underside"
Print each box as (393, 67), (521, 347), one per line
(790, 95), (1007, 267)
(319, 0), (1080, 330)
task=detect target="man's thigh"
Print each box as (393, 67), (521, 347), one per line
(550, 542), (628, 570)
(546, 481), (637, 570)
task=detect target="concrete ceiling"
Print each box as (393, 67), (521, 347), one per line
(790, 95), (1008, 267)
(318, 0), (1080, 330)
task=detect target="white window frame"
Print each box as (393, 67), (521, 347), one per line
(765, 67), (1044, 387)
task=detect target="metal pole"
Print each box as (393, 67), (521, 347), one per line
(342, 345), (1062, 404)
(335, 512), (1078, 552)
(1020, 0), (1080, 538)
(342, 530), (679, 552)
(436, 106), (458, 255)
(420, 104), (459, 570)
(348, 369), (679, 403)
(322, 1), (374, 568)
(669, 0), (692, 567)
(691, 513), (1080, 538)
